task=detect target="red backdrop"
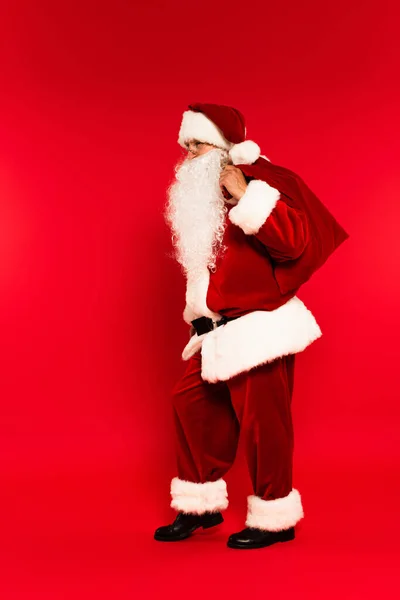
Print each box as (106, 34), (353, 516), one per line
(1, 1), (399, 597)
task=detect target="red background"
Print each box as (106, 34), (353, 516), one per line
(1, 1), (399, 597)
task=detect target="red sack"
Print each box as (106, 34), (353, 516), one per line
(237, 157), (349, 295)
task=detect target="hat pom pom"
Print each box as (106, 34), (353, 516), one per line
(229, 140), (261, 165)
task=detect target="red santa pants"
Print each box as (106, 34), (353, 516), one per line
(169, 350), (304, 531)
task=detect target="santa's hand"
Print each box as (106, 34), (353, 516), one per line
(219, 165), (248, 203)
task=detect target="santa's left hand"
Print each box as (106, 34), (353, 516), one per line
(219, 165), (248, 204)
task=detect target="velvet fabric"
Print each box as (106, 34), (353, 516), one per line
(205, 157), (349, 317)
(169, 153), (348, 523)
(171, 349), (296, 502)
(239, 157), (349, 294)
(206, 200), (305, 318)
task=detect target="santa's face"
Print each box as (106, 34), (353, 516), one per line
(164, 145), (230, 279)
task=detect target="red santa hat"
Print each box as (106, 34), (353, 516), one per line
(178, 102), (263, 165)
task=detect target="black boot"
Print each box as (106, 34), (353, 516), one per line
(227, 526), (295, 549)
(154, 511), (224, 542)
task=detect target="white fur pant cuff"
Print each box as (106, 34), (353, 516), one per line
(245, 488), (304, 531)
(170, 477), (229, 514)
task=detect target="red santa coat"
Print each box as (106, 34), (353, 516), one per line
(181, 156), (349, 383)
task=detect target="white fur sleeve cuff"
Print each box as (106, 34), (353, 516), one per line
(228, 179), (280, 235)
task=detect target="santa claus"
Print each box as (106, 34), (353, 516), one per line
(154, 103), (349, 549)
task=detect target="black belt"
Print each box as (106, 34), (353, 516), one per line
(191, 315), (237, 336)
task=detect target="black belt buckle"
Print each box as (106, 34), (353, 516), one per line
(191, 315), (228, 336)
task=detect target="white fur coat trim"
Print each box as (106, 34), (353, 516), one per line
(170, 477), (229, 514)
(183, 268), (221, 324)
(182, 296), (322, 383)
(228, 179), (280, 235)
(246, 489), (304, 531)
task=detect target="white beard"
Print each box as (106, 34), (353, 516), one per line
(164, 148), (230, 280)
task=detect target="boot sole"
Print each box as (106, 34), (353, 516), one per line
(227, 529), (295, 549)
(154, 531), (194, 541)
